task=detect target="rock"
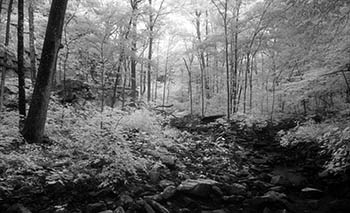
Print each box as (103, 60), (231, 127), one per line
(160, 186), (177, 200)
(271, 175), (290, 186)
(262, 191), (287, 201)
(113, 206), (125, 213)
(252, 180), (272, 191)
(201, 209), (227, 213)
(159, 180), (175, 188)
(177, 179), (218, 198)
(301, 187), (323, 199)
(144, 201), (156, 213)
(271, 169), (306, 187)
(86, 202), (106, 213)
(248, 191), (289, 212)
(269, 186), (284, 192)
(228, 183), (247, 195)
(149, 163), (163, 183)
(223, 195), (245, 203)
(118, 193), (134, 206)
(160, 155), (177, 169)
(6, 204), (31, 213)
(149, 200), (170, 213)
(212, 185), (224, 196)
(263, 207), (287, 213)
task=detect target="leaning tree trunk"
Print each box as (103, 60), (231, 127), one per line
(17, 0), (26, 119)
(22, 0), (68, 143)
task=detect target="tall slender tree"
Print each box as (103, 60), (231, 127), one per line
(22, 0), (68, 143)
(17, 0), (26, 119)
(212, 0), (230, 119)
(28, 0), (37, 84)
(0, 0), (13, 112)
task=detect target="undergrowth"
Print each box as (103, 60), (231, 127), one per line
(0, 101), (164, 200)
(278, 119), (350, 174)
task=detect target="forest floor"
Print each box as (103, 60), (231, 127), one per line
(1, 101), (350, 213)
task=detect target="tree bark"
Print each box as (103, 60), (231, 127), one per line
(243, 52), (249, 113)
(0, 0), (13, 112)
(17, 0), (26, 119)
(233, 0), (240, 113)
(28, 0), (37, 84)
(183, 57), (193, 115)
(130, 0), (140, 102)
(195, 10), (206, 117)
(147, 0), (153, 102)
(22, 0), (68, 143)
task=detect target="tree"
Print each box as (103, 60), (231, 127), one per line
(0, 0), (13, 112)
(22, 0), (68, 143)
(28, 0), (37, 84)
(18, 0), (26, 120)
(211, 0), (230, 119)
(130, 0), (143, 102)
(147, 0), (165, 102)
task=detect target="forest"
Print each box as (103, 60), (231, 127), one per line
(0, 0), (350, 212)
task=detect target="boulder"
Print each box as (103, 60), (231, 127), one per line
(177, 179), (219, 198)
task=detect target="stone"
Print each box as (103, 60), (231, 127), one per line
(212, 185), (224, 196)
(223, 195), (245, 203)
(144, 201), (156, 213)
(228, 183), (247, 195)
(160, 155), (177, 169)
(6, 204), (32, 213)
(149, 163), (163, 183)
(269, 186), (284, 192)
(248, 191), (289, 212)
(262, 191), (287, 201)
(271, 175), (290, 186)
(177, 179), (218, 198)
(113, 206), (125, 213)
(159, 180), (175, 188)
(160, 186), (177, 200)
(149, 200), (170, 213)
(118, 194), (133, 206)
(301, 187), (323, 199)
(86, 202), (106, 213)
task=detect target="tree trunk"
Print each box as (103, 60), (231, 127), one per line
(130, 1), (139, 102)
(0, 0), (13, 112)
(28, 0), (37, 84)
(223, 4), (230, 120)
(17, 0), (26, 120)
(22, 0), (68, 143)
(154, 42), (160, 101)
(243, 52), (249, 113)
(183, 57), (193, 115)
(249, 55), (253, 111)
(162, 43), (170, 110)
(195, 10), (206, 117)
(147, 0), (153, 102)
(233, 0), (240, 113)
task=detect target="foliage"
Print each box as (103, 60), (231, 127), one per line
(121, 108), (162, 134)
(278, 119), (350, 173)
(0, 101), (152, 197)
